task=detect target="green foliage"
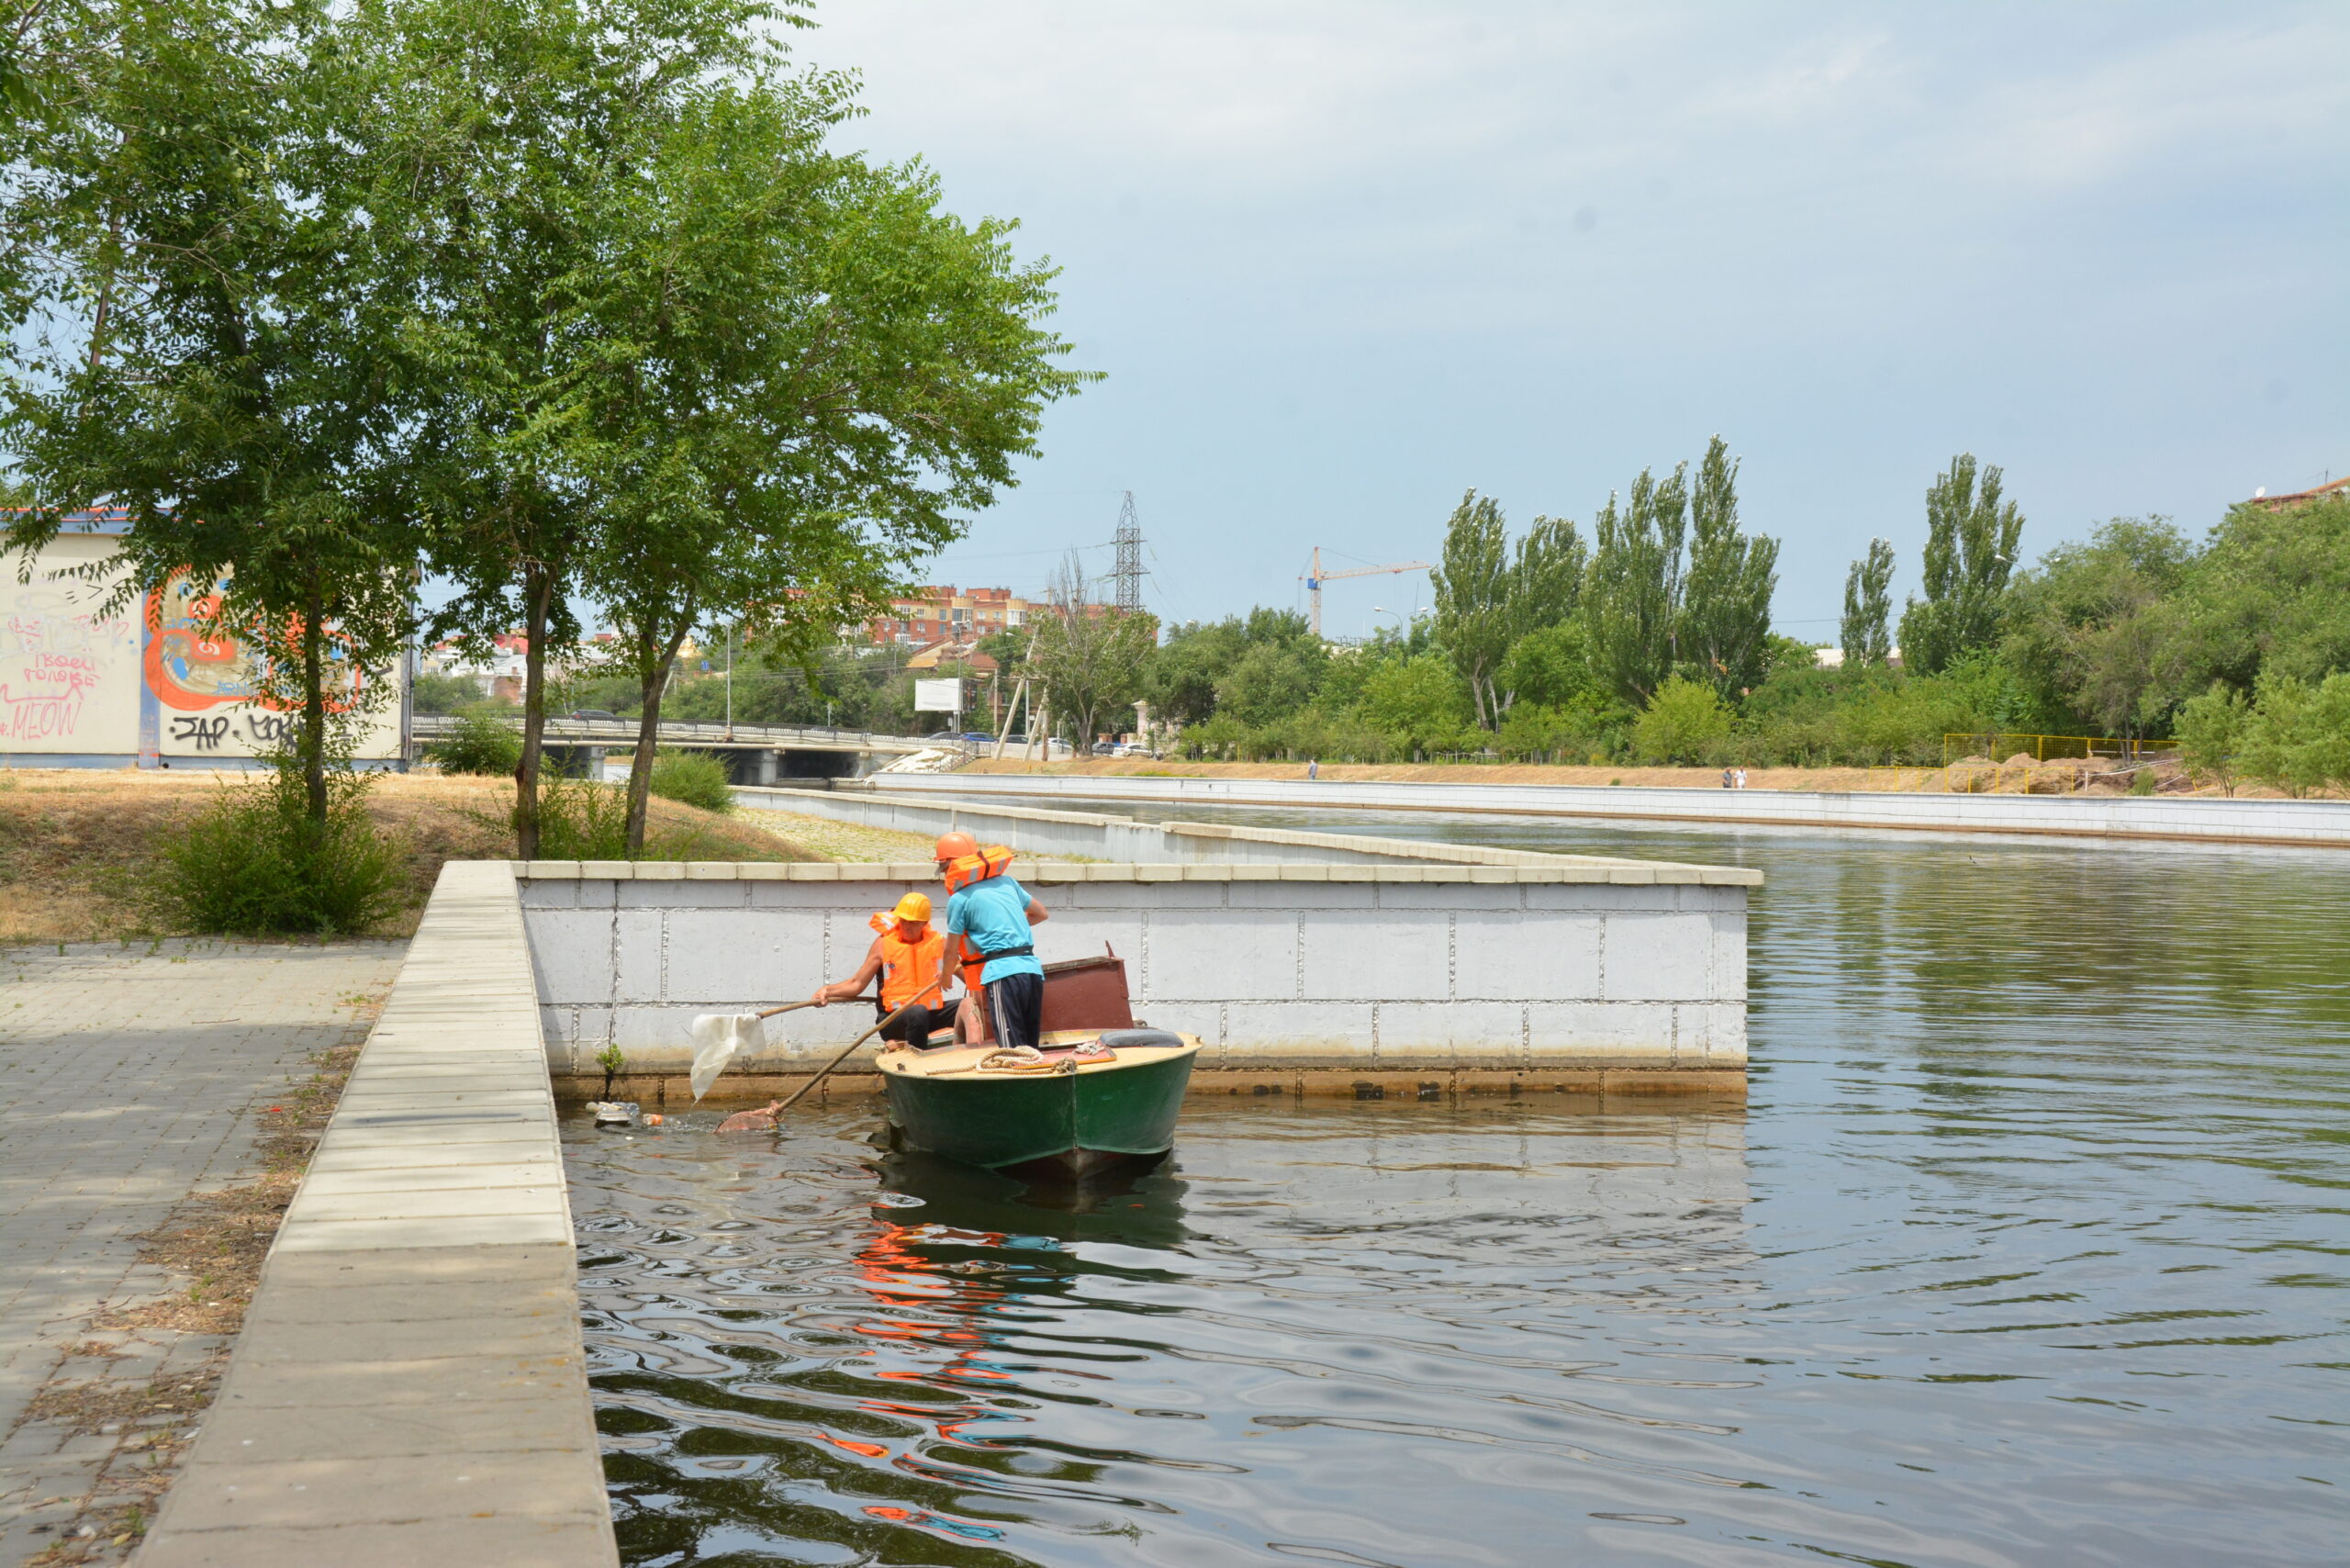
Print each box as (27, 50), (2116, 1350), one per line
(1583, 464), (1687, 704)
(1841, 539), (1895, 666)
(1677, 436), (1779, 699)
(2168, 496), (2350, 696)
(150, 767), (404, 936)
(1429, 491), (1586, 728)
(1360, 652), (1472, 752)
(1629, 675), (1731, 764)
(2238, 672), (2350, 798)
(2175, 683), (2250, 795)
(429, 711), (523, 776)
(1025, 558), (1159, 743)
(411, 671), (482, 715)
(1498, 621), (1603, 711)
(1899, 454), (2024, 675)
(647, 751), (733, 812)
(2001, 517), (2192, 735)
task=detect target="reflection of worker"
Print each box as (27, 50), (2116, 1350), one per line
(811, 893), (951, 1049)
(932, 833), (1049, 1050)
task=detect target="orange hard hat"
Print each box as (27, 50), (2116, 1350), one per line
(891, 891), (933, 924)
(934, 832), (979, 862)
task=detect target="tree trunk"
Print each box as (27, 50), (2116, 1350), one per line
(622, 613), (693, 857)
(515, 563), (553, 859)
(300, 577), (328, 824)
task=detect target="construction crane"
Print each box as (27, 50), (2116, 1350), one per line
(1299, 547), (1430, 638)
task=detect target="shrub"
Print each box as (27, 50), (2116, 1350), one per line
(151, 769), (404, 935)
(1630, 676), (1731, 764)
(2175, 683), (2250, 795)
(2239, 672), (2350, 797)
(647, 750), (733, 812)
(430, 710), (521, 776)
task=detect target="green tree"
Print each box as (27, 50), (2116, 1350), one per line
(2239, 671), (2350, 798)
(1841, 538), (1895, 667)
(1898, 453), (2023, 676)
(1676, 436), (1779, 699)
(1431, 491), (1586, 730)
(1629, 674), (1730, 764)
(1497, 620), (1601, 711)
(1582, 464), (1688, 704)
(0, 0), (415, 824)
(2168, 494), (2350, 699)
(1026, 556), (1158, 745)
(2174, 682), (2250, 796)
(2001, 518), (2192, 736)
(1359, 650), (1470, 752)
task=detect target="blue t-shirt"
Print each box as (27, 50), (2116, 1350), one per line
(945, 876), (1044, 985)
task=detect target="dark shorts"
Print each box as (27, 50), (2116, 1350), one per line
(877, 1002), (947, 1048)
(985, 971), (1045, 1050)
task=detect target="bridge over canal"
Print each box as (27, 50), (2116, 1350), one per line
(409, 712), (937, 780)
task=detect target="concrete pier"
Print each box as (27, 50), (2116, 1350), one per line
(137, 864), (617, 1567)
(519, 801), (1758, 1099)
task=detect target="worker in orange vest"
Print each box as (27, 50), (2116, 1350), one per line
(931, 832), (1050, 1050)
(809, 892), (952, 1049)
(931, 833), (1008, 1046)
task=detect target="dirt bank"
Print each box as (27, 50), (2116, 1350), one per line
(0, 769), (821, 944)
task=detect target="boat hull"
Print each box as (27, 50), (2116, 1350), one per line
(880, 1040), (1197, 1171)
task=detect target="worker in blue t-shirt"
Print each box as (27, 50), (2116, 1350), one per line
(929, 834), (1050, 1050)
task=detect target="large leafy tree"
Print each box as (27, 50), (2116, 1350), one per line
(1898, 453), (2023, 676)
(1676, 436), (1778, 699)
(0, 0), (416, 822)
(565, 59), (1089, 850)
(1841, 538), (1896, 667)
(1026, 555), (1158, 745)
(1430, 490), (1585, 729)
(1581, 464), (1688, 704)
(2002, 518), (2193, 735)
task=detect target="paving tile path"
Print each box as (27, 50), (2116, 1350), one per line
(0, 940), (404, 1565)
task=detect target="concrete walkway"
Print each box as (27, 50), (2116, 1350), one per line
(0, 940), (403, 1566)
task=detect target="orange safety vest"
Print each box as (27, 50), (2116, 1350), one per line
(941, 844), (1014, 894)
(867, 913), (946, 1010)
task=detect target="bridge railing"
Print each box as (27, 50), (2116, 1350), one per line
(408, 713), (931, 751)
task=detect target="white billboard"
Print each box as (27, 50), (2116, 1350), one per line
(913, 678), (963, 714)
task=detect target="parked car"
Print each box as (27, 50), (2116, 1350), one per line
(570, 709), (621, 722)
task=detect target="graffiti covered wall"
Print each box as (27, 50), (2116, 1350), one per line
(1, 525), (406, 766)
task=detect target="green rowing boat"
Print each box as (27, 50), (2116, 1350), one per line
(878, 1028), (1200, 1176)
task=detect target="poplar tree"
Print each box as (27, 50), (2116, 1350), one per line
(1432, 492), (1588, 729)
(1841, 539), (1896, 666)
(1897, 453), (2023, 676)
(1581, 465), (1687, 704)
(1677, 435), (1779, 698)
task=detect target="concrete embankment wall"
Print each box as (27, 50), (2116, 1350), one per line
(863, 771), (2350, 850)
(139, 863), (617, 1567)
(517, 856), (1751, 1099)
(734, 783), (1740, 869)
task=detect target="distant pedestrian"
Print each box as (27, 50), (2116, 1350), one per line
(1735, 767), (1749, 790)
(1721, 767), (1733, 789)
(1308, 757), (1319, 781)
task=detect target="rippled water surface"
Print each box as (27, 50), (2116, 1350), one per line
(564, 818), (2350, 1566)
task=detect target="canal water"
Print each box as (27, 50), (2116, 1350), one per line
(563, 817), (2350, 1567)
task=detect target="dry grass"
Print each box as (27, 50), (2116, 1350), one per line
(0, 768), (822, 944)
(744, 808), (940, 863)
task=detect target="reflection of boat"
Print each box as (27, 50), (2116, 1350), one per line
(873, 1143), (1193, 1251)
(878, 1028), (1200, 1177)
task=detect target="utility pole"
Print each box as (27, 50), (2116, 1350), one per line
(1113, 491), (1146, 613)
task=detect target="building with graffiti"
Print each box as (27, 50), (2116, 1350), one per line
(0, 511), (408, 767)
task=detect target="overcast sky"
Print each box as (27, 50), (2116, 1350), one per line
(789, 1), (2348, 643)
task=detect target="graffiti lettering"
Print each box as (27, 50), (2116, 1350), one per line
(170, 714), (232, 751)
